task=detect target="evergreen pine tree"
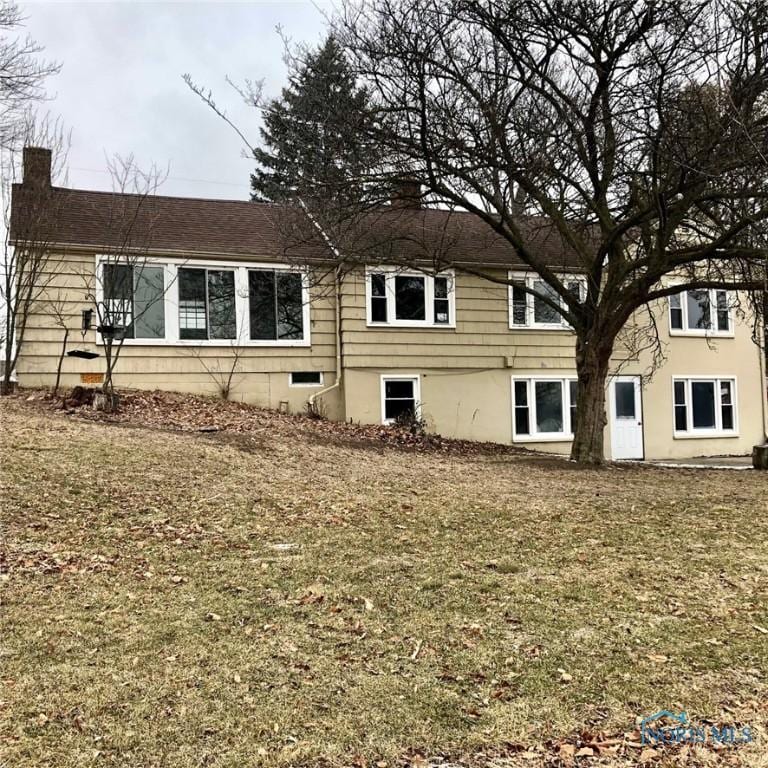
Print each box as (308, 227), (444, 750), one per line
(251, 36), (373, 204)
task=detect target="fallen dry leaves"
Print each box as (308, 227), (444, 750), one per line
(2, 392), (767, 768)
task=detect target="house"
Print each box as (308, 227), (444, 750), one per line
(10, 147), (768, 460)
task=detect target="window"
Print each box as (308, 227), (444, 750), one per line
(95, 257), (311, 347)
(367, 269), (454, 327)
(289, 371), (323, 387)
(512, 377), (577, 441)
(370, 273), (387, 322)
(381, 376), (420, 424)
(672, 377), (737, 436)
(509, 272), (585, 329)
(178, 267), (236, 340)
(249, 269), (304, 341)
(102, 263), (165, 340)
(669, 289), (731, 335)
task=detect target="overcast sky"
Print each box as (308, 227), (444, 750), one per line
(24, 1), (331, 200)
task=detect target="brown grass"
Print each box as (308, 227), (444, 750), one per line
(1, 395), (767, 768)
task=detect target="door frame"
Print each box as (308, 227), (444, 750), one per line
(609, 374), (645, 460)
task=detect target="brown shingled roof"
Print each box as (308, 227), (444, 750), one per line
(9, 184), (587, 271)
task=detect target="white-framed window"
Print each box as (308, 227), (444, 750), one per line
(289, 371), (324, 387)
(380, 375), (421, 424)
(672, 377), (738, 438)
(366, 268), (455, 328)
(94, 256), (311, 347)
(508, 271), (585, 330)
(668, 288), (733, 336)
(511, 376), (578, 442)
(102, 262), (166, 340)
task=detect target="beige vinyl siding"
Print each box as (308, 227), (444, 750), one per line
(340, 268), (577, 369)
(15, 252), (767, 459)
(16, 249), (342, 417)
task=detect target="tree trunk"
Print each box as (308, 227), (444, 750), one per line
(1, 340), (14, 395)
(570, 335), (614, 465)
(53, 328), (69, 396)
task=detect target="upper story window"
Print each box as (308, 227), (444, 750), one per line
(366, 268), (455, 328)
(96, 257), (310, 347)
(669, 288), (732, 336)
(508, 272), (585, 330)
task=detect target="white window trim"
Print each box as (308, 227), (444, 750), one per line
(668, 287), (734, 338)
(672, 376), (739, 439)
(94, 255), (311, 347)
(380, 374), (421, 425)
(289, 371), (324, 387)
(365, 267), (456, 329)
(507, 271), (586, 331)
(511, 375), (577, 443)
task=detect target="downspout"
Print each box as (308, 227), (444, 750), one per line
(309, 265), (343, 411)
(296, 196), (345, 414)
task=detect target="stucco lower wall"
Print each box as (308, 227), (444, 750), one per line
(344, 367), (518, 444)
(344, 355), (767, 461)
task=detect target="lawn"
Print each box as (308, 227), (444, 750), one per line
(1, 393), (767, 768)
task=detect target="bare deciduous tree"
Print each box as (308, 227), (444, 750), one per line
(0, 0), (60, 149)
(188, 341), (246, 401)
(321, 0), (768, 463)
(1, 113), (69, 394)
(77, 155), (169, 410)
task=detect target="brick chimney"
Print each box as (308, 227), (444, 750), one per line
(23, 146), (52, 189)
(391, 178), (422, 209)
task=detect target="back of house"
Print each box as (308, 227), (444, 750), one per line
(10, 147), (767, 461)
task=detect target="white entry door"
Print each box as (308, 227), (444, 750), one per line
(610, 376), (644, 460)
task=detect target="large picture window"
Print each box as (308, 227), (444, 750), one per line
(178, 267), (236, 340)
(102, 262), (165, 340)
(248, 269), (304, 341)
(366, 269), (454, 327)
(669, 289), (731, 335)
(96, 258), (310, 347)
(673, 377), (737, 436)
(508, 272), (585, 329)
(512, 377), (578, 441)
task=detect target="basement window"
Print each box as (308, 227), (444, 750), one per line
(673, 377), (737, 437)
(381, 376), (421, 424)
(289, 371), (323, 387)
(512, 377), (578, 442)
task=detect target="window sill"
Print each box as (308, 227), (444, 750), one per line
(509, 324), (574, 332)
(673, 430), (739, 439)
(97, 338), (311, 348)
(367, 321), (456, 330)
(669, 330), (735, 339)
(513, 433), (574, 443)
